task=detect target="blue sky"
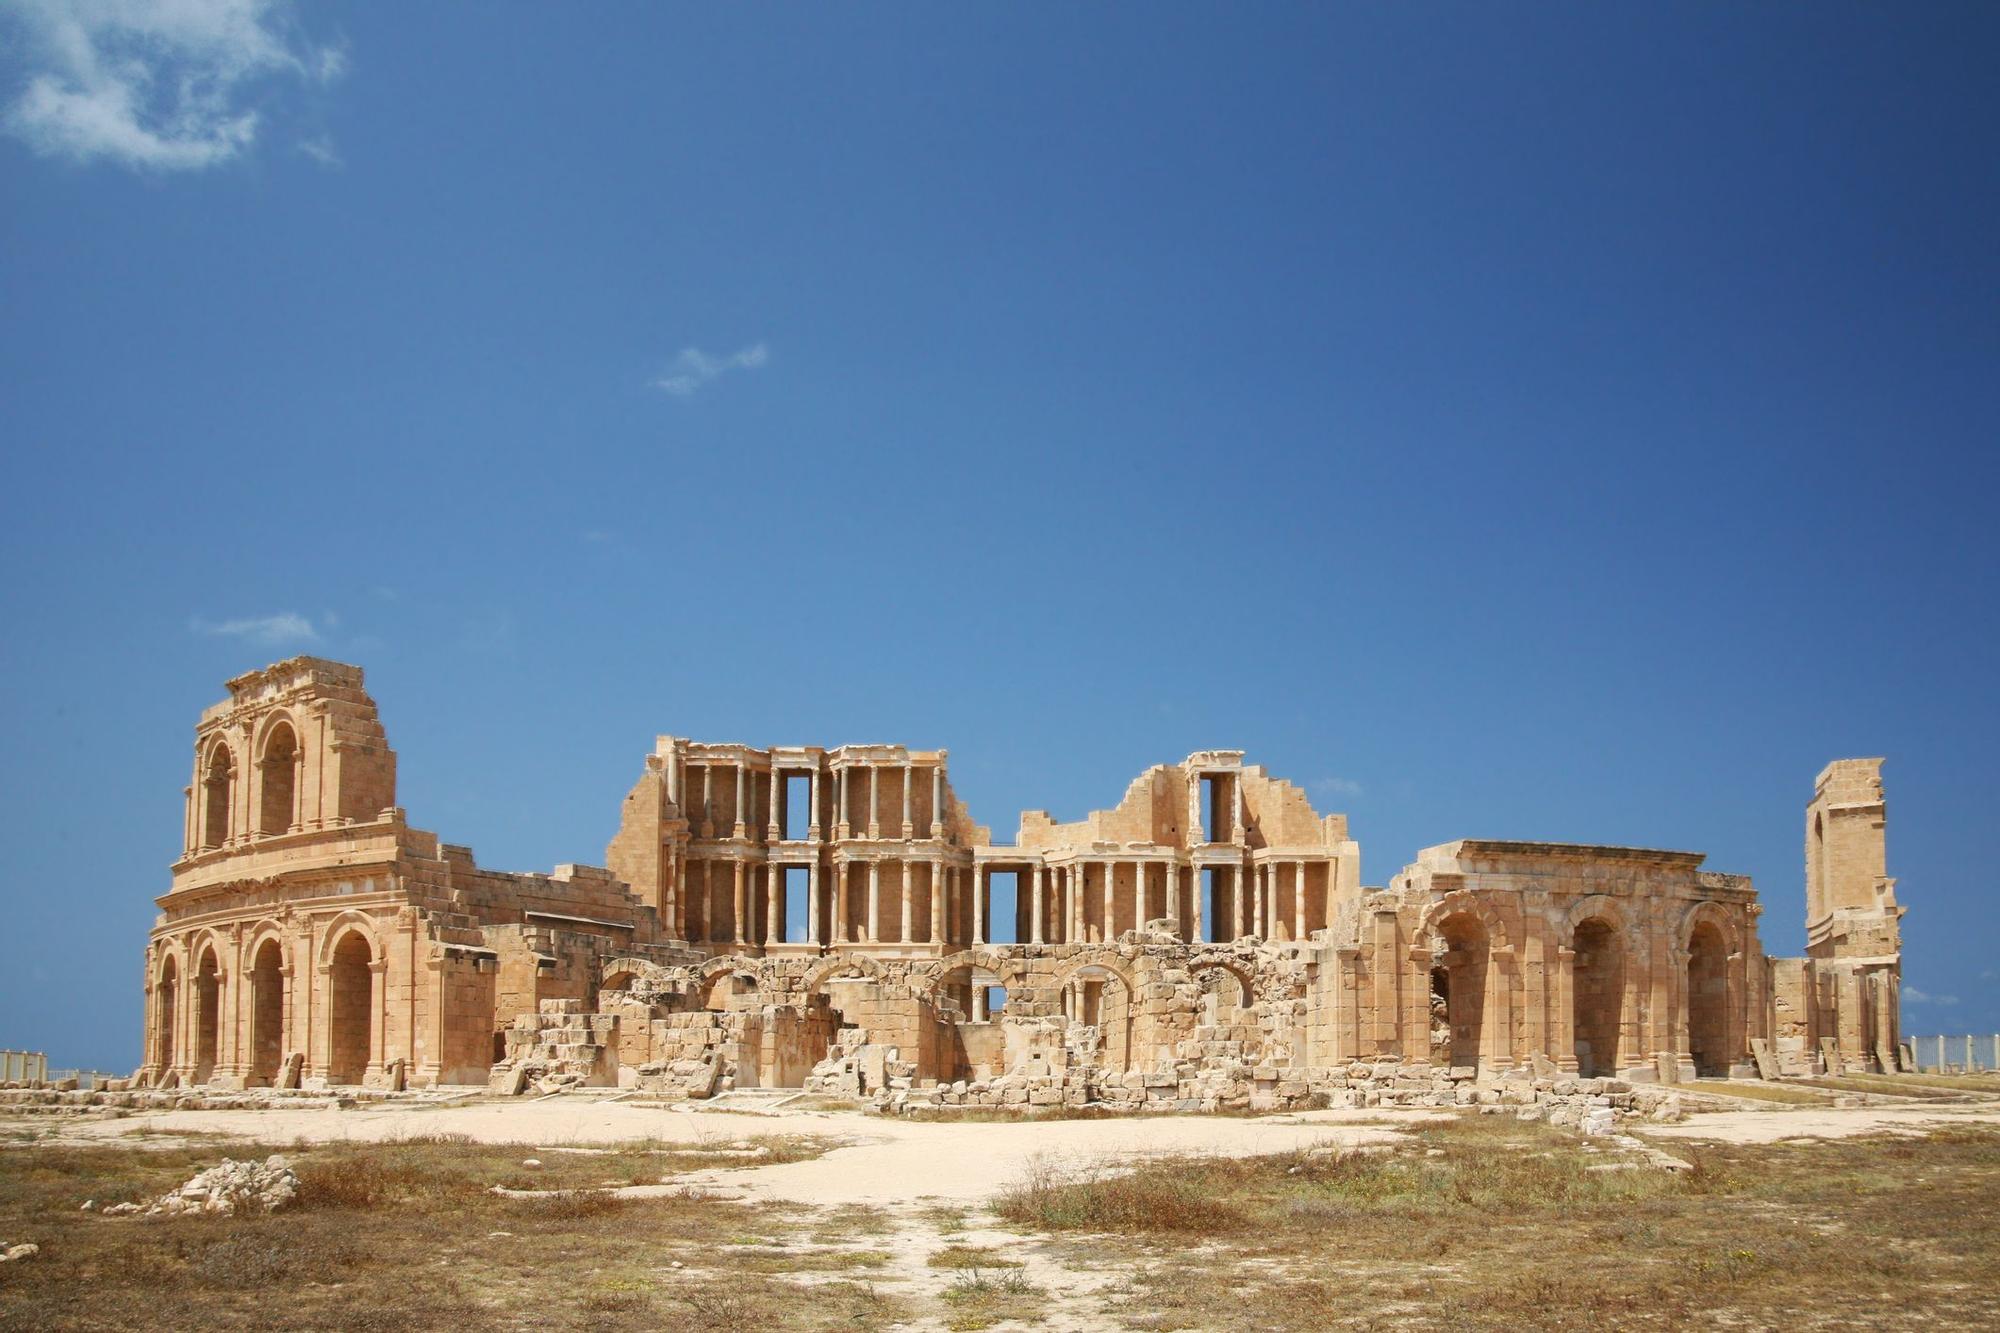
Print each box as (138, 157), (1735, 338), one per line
(2, 4), (1996, 1069)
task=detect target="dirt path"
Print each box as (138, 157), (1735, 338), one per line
(1640, 1098), (2000, 1145)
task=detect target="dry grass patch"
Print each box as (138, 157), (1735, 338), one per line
(994, 1115), (2000, 1329)
(0, 1135), (902, 1332)
(939, 1264), (1040, 1331)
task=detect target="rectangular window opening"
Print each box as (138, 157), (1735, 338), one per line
(988, 870), (1019, 944)
(782, 774), (812, 840)
(784, 866), (810, 943)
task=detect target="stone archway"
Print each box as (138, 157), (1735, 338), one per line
(1572, 918), (1624, 1076)
(1687, 921), (1730, 1077)
(1058, 963), (1136, 1074)
(193, 946), (222, 1085)
(1427, 912), (1489, 1070)
(154, 955), (179, 1076)
(327, 931), (374, 1085)
(249, 937), (286, 1085)
(1190, 960), (1255, 1025)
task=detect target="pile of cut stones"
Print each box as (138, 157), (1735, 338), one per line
(99, 1155), (299, 1218)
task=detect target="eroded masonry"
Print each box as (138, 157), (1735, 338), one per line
(139, 658), (1907, 1108)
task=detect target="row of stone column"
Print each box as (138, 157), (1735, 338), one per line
(672, 759), (948, 843)
(678, 856), (1334, 949)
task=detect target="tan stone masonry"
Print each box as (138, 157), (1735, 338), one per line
(138, 657), (1903, 1098)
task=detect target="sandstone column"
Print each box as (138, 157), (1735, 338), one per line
(901, 762), (913, 838)
(733, 765), (747, 839)
(807, 860), (820, 947)
(1102, 863), (1114, 941)
(900, 862), (913, 943)
(808, 765), (821, 840)
(766, 865), (781, 946)
(767, 766), (781, 842)
(1031, 866), (1046, 944)
(1295, 861), (1308, 939)
(837, 766), (850, 838)
(866, 768), (879, 839)
(732, 861), (747, 945)
(695, 764), (710, 838)
(930, 859), (945, 943)
(930, 764), (943, 837)
(973, 864), (986, 946)
(833, 862), (849, 942)
(867, 860), (881, 943)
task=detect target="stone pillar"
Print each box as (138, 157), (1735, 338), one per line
(837, 767), (850, 838)
(973, 864), (986, 946)
(1192, 866), (1204, 942)
(900, 862), (914, 943)
(973, 983), (988, 1023)
(866, 768), (879, 839)
(833, 863), (849, 942)
(1253, 863), (1267, 939)
(867, 860), (881, 943)
(1031, 866), (1046, 944)
(1295, 861), (1308, 939)
(367, 957), (388, 1081)
(931, 764), (944, 837)
(733, 765), (747, 839)
(807, 860), (821, 946)
(766, 866), (782, 946)
(1102, 863), (1114, 941)
(767, 767), (782, 841)
(808, 766), (822, 840)
(931, 860), (945, 944)
(695, 764), (710, 838)
(901, 762), (914, 838)
(732, 861), (747, 945)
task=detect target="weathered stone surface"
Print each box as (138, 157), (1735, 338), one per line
(136, 658), (1901, 1114)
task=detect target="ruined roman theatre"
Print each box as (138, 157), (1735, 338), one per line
(139, 658), (1907, 1109)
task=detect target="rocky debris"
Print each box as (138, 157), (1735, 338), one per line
(115, 1156), (299, 1218)
(1, 1243), (39, 1263)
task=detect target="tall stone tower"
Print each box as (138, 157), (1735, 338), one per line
(1803, 758), (1904, 1070)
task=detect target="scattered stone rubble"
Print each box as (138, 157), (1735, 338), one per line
(100, 1156), (299, 1218)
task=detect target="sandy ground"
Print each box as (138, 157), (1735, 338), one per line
(1639, 1099), (2000, 1145)
(40, 1100), (1429, 1205)
(11, 1095), (1997, 1332)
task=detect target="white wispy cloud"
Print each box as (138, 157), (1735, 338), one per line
(1903, 986), (1960, 1007)
(652, 343), (769, 396)
(2, 0), (345, 171)
(1313, 777), (1365, 799)
(189, 612), (319, 645)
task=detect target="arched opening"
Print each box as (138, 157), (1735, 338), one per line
(328, 932), (375, 1085)
(1687, 922), (1730, 1077)
(1193, 964), (1253, 1026)
(1430, 914), (1489, 1069)
(155, 957), (179, 1074)
(1060, 965), (1135, 1074)
(258, 723), (299, 836)
(193, 947), (222, 1084)
(1572, 919), (1624, 1077)
(1428, 966), (1452, 1063)
(201, 745), (233, 849)
(249, 939), (285, 1085)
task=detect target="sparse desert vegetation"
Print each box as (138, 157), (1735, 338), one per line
(3, 1111), (1998, 1330)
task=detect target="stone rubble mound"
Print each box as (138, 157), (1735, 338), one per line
(103, 1155), (299, 1218)
(0, 1241), (39, 1263)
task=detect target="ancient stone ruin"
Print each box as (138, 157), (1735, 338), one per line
(137, 657), (1905, 1111)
